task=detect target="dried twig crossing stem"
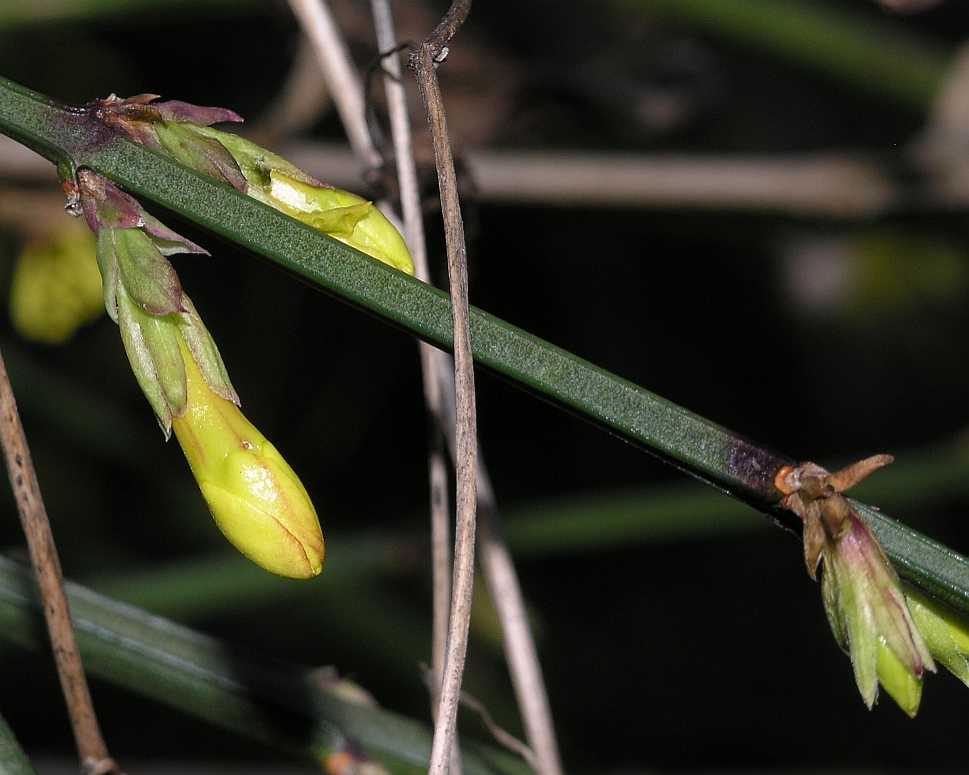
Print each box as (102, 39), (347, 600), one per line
(0, 346), (120, 775)
(368, 0), (455, 751)
(409, 2), (478, 773)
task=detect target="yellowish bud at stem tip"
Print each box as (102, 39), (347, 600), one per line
(172, 334), (324, 579)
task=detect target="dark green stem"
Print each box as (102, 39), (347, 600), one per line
(0, 76), (966, 614)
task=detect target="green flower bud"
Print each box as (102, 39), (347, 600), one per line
(172, 333), (324, 579)
(820, 512), (935, 716)
(778, 458), (938, 716)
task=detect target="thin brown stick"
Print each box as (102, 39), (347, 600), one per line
(279, 143), (898, 217)
(409, 2), (477, 773)
(475, 461), (563, 775)
(420, 664), (538, 771)
(367, 0), (455, 749)
(0, 346), (120, 775)
(370, 5), (461, 771)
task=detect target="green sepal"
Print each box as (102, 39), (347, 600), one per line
(95, 229), (120, 323)
(142, 312), (187, 419)
(186, 125), (316, 190)
(821, 560), (848, 651)
(117, 284), (183, 436)
(178, 295), (239, 406)
(855, 535), (934, 681)
(832, 552), (880, 708)
(113, 228), (184, 316)
(154, 122), (247, 192)
(906, 589), (969, 687)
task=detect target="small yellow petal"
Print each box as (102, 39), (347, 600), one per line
(172, 333), (324, 579)
(877, 641), (922, 718)
(265, 171), (415, 275)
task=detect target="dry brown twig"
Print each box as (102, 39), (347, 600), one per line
(0, 348), (121, 775)
(371, 5), (562, 773)
(408, 2), (479, 773)
(0, 136), (939, 218)
(419, 664), (539, 772)
(367, 0), (455, 763)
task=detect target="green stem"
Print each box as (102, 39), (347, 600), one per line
(0, 556), (526, 774)
(0, 76), (966, 614)
(0, 713), (35, 775)
(629, 0), (948, 110)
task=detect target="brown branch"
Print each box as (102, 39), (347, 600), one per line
(409, 2), (478, 773)
(367, 1), (456, 759)
(0, 346), (120, 775)
(474, 462), (562, 775)
(0, 136), (941, 218)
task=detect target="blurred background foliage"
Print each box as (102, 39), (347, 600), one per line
(2, 0), (969, 771)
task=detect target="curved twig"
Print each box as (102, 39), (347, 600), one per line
(409, 2), (478, 773)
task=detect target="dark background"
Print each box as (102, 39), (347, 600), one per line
(2, 0), (969, 771)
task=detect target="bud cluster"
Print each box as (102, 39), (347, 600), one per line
(776, 456), (942, 715)
(69, 167), (324, 579)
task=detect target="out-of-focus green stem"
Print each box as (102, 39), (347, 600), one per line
(629, 0), (948, 110)
(0, 714), (35, 775)
(0, 556), (526, 774)
(0, 0), (261, 27)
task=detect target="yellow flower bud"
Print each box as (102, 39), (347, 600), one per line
(172, 334), (324, 579)
(10, 222), (104, 344)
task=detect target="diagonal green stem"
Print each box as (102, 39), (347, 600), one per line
(0, 555), (526, 774)
(629, 0), (948, 111)
(0, 76), (966, 615)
